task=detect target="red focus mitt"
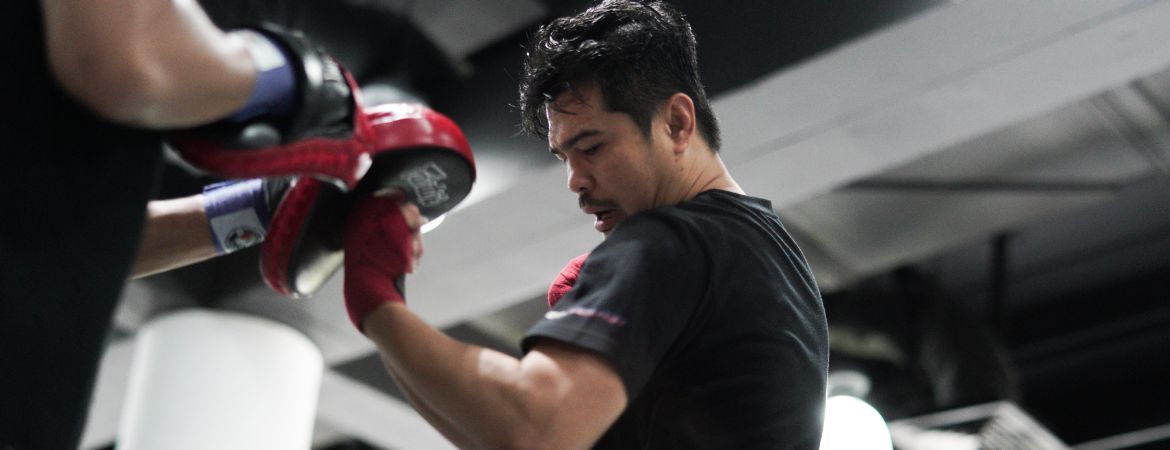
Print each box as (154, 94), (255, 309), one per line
(548, 253), (590, 308)
(259, 103), (475, 298)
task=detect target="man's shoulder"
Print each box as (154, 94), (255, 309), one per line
(650, 190), (778, 232)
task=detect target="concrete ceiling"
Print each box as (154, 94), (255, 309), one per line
(80, 1), (1170, 448)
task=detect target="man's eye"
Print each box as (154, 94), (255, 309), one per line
(583, 144), (601, 156)
(551, 152), (566, 162)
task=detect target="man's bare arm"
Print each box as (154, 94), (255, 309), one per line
(361, 303), (628, 450)
(42, 0), (256, 127)
(130, 195), (217, 279)
(379, 357), (480, 449)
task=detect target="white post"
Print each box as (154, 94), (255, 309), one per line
(117, 309), (323, 450)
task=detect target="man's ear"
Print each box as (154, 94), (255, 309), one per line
(664, 93), (696, 153)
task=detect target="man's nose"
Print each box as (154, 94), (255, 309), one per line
(567, 158), (592, 194)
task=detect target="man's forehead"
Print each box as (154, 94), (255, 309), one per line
(547, 82), (603, 118)
(546, 93), (597, 143)
(547, 93), (592, 121)
(548, 82), (603, 113)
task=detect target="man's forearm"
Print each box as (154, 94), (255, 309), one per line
(131, 195), (218, 279)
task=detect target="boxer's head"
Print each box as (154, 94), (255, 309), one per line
(545, 82), (678, 236)
(519, 0), (720, 152)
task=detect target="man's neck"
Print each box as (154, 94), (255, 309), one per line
(680, 149), (743, 200)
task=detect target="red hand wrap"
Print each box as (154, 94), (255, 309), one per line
(547, 252), (590, 308)
(343, 195), (414, 331)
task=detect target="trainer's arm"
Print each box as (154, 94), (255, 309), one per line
(42, 0), (256, 127)
(361, 304), (628, 450)
(131, 195), (218, 279)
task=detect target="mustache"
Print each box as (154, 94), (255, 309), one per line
(579, 195), (618, 210)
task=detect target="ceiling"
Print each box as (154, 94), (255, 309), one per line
(80, 1), (1170, 449)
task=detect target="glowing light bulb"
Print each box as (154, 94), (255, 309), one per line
(820, 395), (892, 450)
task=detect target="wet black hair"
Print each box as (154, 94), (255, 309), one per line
(519, 0), (721, 151)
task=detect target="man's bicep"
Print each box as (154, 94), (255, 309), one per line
(522, 338), (627, 449)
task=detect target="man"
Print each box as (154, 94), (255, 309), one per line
(341, 1), (830, 448)
(1, 0), (351, 447)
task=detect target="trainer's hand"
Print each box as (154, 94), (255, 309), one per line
(548, 252), (589, 308)
(187, 23), (354, 149)
(342, 193), (425, 331)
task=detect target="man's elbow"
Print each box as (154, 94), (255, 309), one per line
(50, 47), (170, 126)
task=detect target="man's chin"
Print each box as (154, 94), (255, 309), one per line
(598, 218), (625, 238)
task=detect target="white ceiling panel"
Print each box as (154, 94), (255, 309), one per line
(410, 0), (547, 61)
(868, 99), (1156, 183)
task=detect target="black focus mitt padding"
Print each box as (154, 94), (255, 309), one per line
(168, 23), (363, 188)
(253, 22), (353, 144)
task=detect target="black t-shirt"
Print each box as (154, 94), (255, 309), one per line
(1, 2), (164, 448)
(523, 190), (829, 449)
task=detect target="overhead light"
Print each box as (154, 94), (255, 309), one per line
(821, 370), (892, 450)
(821, 395), (893, 450)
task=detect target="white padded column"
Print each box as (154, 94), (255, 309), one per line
(117, 309), (323, 450)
